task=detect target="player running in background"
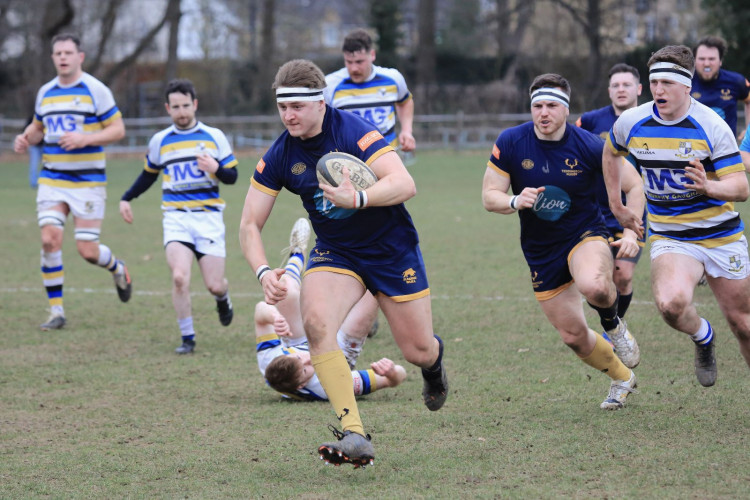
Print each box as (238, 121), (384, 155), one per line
(690, 35), (750, 139)
(483, 73), (643, 410)
(120, 79), (237, 354)
(576, 63), (647, 320)
(603, 45), (750, 387)
(255, 218), (406, 400)
(13, 33), (130, 331)
(240, 59), (447, 468)
(324, 28), (416, 153)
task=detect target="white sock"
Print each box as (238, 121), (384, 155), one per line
(337, 329), (365, 367)
(690, 318), (713, 345)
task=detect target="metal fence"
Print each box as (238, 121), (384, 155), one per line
(0, 112), (534, 155)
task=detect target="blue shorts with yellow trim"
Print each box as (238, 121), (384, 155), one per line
(305, 243), (430, 302)
(525, 227), (610, 301)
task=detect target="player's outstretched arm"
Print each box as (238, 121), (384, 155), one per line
(239, 185), (287, 304)
(395, 99), (416, 152)
(370, 358), (407, 389)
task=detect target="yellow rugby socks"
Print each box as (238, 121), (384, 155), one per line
(579, 331), (631, 381)
(312, 350), (364, 436)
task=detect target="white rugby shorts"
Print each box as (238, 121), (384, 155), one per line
(163, 210), (226, 258)
(37, 184), (106, 221)
(651, 236), (750, 279)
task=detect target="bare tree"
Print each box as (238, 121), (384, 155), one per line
(101, 0), (181, 85)
(493, 0), (537, 84)
(416, 0), (436, 112)
(164, 0), (182, 83)
(252, 0), (275, 111)
(86, 0), (125, 75)
(546, 0), (607, 107)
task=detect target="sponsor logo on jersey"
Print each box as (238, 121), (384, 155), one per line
(291, 162), (306, 175)
(357, 130), (384, 151)
(521, 159), (534, 170)
(635, 142), (655, 155)
(691, 91), (702, 99)
(402, 268), (417, 284)
(493, 144), (501, 160)
(256, 158), (265, 173)
(532, 185), (571, 221)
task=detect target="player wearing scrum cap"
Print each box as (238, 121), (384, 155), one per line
(603, 45), (750, 387)
(239, 59), (447, 469)
(482, 73), (644, 410)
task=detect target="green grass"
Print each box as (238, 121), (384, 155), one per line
(2, 150), (749, 499)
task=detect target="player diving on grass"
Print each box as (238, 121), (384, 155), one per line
(255, 218), (406, 400)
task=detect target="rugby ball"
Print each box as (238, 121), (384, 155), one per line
(316, 152), (378, 191)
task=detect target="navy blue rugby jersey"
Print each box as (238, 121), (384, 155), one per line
(487, 122), (606, 256)
(576, 105), (646, 238)
(252, 106), (419, 259)
(576, 105), (618, 140)
(691, 68), (750, 135)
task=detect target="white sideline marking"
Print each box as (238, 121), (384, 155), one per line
(0, 286), (660, 305)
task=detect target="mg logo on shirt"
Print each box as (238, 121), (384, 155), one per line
(171, 161), (204, 181)
(45, 115), (77, 134)
(645, 168), (691, 192)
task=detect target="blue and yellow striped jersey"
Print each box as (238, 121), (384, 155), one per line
(324, 64), (412, 147)
(145, 122), (238, 212)
(34, 72), (121, 188)
(607, 99), (745, 247)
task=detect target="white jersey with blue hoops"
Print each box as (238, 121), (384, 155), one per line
(324, 64), (412, 146)
(607, 98), (746, 247)
(144, 121), (238, 212)
(34, 72), (121, 188)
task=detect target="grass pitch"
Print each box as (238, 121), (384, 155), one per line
(2, 150), (749, 498)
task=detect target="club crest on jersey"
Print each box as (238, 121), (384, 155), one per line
(562, 158), (581, 176)
(532, 185), (571, 221)
(522, 159), (534, 170)
(676, 141), (694, 159)
(720, 88), (733, 101)
(402, 268), (417, 284)
(291, 162), (306, 175)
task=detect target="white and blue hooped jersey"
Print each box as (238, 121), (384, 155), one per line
(324, 65), (412, 147)
(256, 333), (376, 401)
(34, 72), (121, 188)
(607, 99), (745, 247)
(145, 121), (238, 212)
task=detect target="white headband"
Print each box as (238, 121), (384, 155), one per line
(275, 87), (324, 102)
(530, 88), (570, 108)
(648, 62), (693, 87)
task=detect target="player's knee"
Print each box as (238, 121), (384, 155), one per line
(76, 240), (100, 263)
(206, 281), (225, 297)
(655, 296), (687, 325)
(401, 340), (434, 366)
(172, 271), (190, 290)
